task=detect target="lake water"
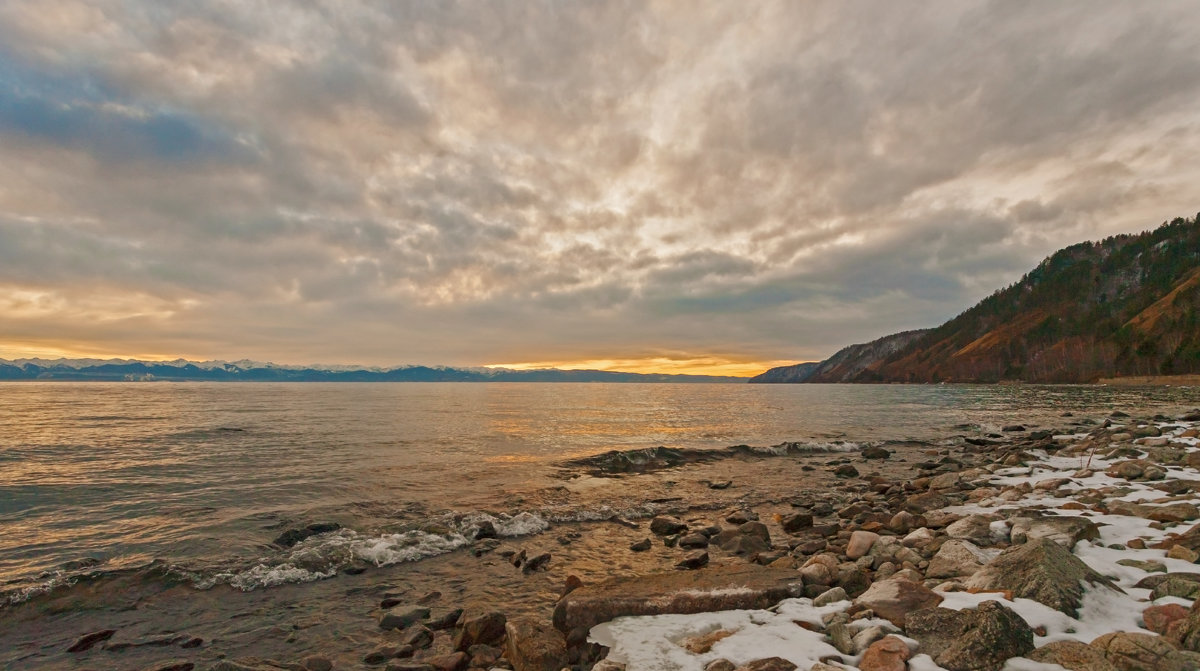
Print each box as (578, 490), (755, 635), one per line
(2, 381), (1196, 605)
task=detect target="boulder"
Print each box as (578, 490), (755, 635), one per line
(1143, 603), (1188, 635)
(904, 492), (949, 514)
(964, 538), (1121, 616)
(862, 446), (891, 460)
(859, 636), (913, 671)
(846, 530), (879, 559)
(853, 577), (943, 627)
(780, 513), (813, 533)
(552, 564), (802, 633)
(505, 619), (568, 671)
(630, 538), (652, 552)
(1027, 640), (1118, 671)
(676, 550), (709, 570)
(1009, 516), (1100, 548)
(650, 516), (688, 535)
(1091, 631), (1196, 671)
(926, 539), (992, 579)
(905, 601), (1035, 671)
(679, 533), (710, 549)
(453, 611), (506, 651)
(945, 515), (998, 544)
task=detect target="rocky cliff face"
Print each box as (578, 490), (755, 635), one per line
(753, 214), (1200, 383)
(750, 330), (929, 383)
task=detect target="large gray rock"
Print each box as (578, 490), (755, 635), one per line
(852, 577), (943, 627)
(1010, 516), (1100, 548)
(552, 564), (802, 633)
(1090, 631), (1198, 671)
(964, 538), (1121, 616)
(905, 601), (1035, 671)
(945, 515), (999, 544)
(1027, 640), (1118, 671)
(927, 540), (993, 579)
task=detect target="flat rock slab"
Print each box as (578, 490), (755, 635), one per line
(552, 564), (802, 633)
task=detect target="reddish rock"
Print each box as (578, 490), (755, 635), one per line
(858, 635), (910, 671)
(1144, 603), (1189, 635)
(853, 577), (944, 627)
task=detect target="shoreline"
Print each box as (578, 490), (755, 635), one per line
(6, 407), (1200, 670)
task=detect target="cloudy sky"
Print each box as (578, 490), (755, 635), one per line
(1, 1), (1199, 375)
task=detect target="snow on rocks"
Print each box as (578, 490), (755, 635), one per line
(580, 413), (1200, 671)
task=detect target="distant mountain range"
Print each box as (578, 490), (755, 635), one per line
(0, 358), (743, 383)
(753, 214), (1200, 384)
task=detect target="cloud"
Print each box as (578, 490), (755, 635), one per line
(1, 1), (1199, 371)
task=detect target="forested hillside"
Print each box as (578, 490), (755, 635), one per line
(864, 215), (1200, 382)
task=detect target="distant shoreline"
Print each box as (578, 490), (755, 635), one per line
(1095, 374), (1200, 386)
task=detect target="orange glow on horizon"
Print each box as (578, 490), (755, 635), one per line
(484, 356), (806, 378)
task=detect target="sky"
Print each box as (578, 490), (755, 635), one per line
(2, 1), (1200, 377)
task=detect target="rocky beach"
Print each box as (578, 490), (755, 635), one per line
(7, 403), (1200, 671)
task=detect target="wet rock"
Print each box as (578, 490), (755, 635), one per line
(630, 538), (652, 552)
(846, 530), (879, 559)
(926, 539), (992, 579)
(676, 550), (709, 570)
(380, 606), (432, 630)
(719, 534), (770, 556)
(401, 624), (434, 649)
(1010, 516), (1100, 548)
(426, 608), (464, 631)
(853, 577), (943, 627)
(964, 538), (1121, 617)
(505, 618), (569, 671)
(739, 521), (771, 543)
(780, 513), (813, 533)
(302, 657), (332, 671)
(562, 574), (583, 597)
(834, 464), (859, 478)
(905, 601), (1034, 671)
(454, 611), (507, 651)
(1091, 631), (1195, 671)
(726, 510), (758, 524)
(651, 516), (688, 535)
(426, 652), (469, 671)
(553, 564), (803, 633)
(273, 522), (341, 547)
(1027, 640), (1118, 671)
(862, 446), (891, 460)
(365, 647), (408, 664)
(147, 662), (195, 671)
(858, 635), (910, 671)
(474, 520), (498, 540)
(733, 658), (796, 671)
(679, 532), (710, 549)
(384, 663), (434, 671)
(67, 629), (116, 653)
(522, 552), (551, 573)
